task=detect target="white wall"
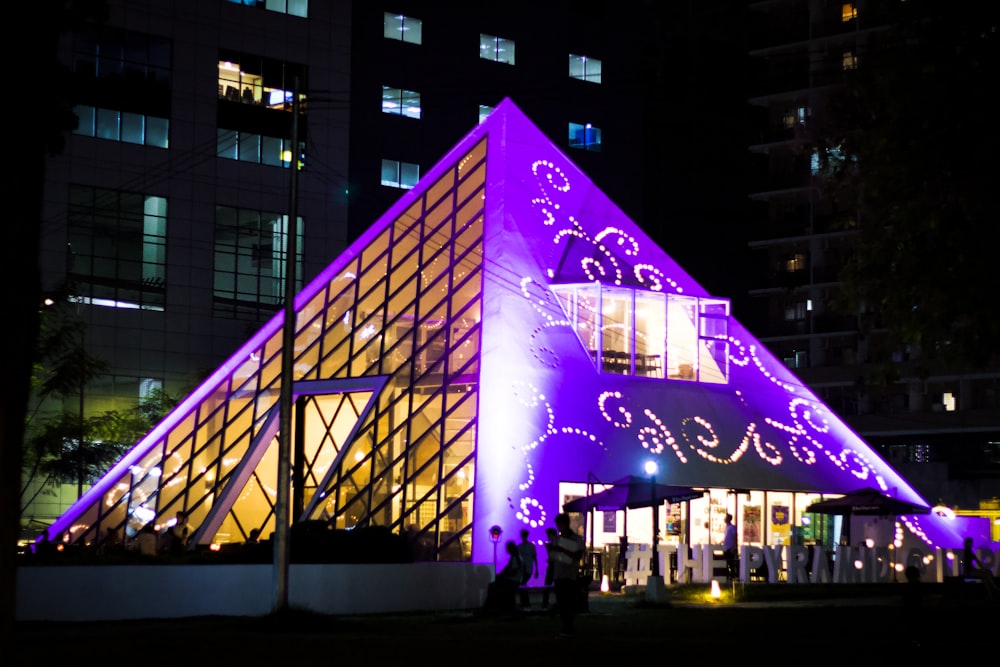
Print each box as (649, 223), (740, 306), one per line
(16, 562), (493, 622)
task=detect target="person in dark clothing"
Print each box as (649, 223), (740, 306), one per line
(482, 540), (524, 615)
(551, 513), (585, 637)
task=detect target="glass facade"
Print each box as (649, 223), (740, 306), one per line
(57, 139), (486, 560)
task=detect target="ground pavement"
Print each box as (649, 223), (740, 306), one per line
(14, 584), (998, 664)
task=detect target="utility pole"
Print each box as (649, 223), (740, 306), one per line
(274, 76), (300, 612)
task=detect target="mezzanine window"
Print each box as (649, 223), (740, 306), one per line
(553, 284), (729, 383)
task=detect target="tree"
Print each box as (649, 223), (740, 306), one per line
(815, 0), (1000, 377)
(21, 300), (177, 517)
(2, 0), (108, 642)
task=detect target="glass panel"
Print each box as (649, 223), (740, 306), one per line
(601, 287), (632, 374)
(121, 112), (144, 144)
(635, 290), (666, 378)
(699, 339), (729, 384)
(146, 116), (169, 148)
(667, 295), (698, 380)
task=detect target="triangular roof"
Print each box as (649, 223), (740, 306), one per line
(47, 98), (971, 562)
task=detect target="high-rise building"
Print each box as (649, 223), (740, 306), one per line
(29, 0), (668, 526)
(745, 0), (1000, 509)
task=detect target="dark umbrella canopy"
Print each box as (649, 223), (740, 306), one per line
(805, 487), (931, 516)
(563, 476), (705, 513)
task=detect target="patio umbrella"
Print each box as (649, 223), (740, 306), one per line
(804, 487), (931, 517)
(563, 476), (704, 577)
(805, 486), (931, 559)
(562, 476), (705, 513)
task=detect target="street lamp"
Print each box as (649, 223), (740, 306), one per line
(645, 460), (659, 577)
(489, 525), (503, 571)
(644, 460), (669, 603)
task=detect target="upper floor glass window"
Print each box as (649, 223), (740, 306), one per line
(381, 159), (420, 189)
(568, 122), (602, 152)
(479, 105), (495, 124)
(226, 0), (307, 18)
(569, 54), (602, 83)
(382, 86), (421, 118)
(384, 12), (422, 44)
(841, 3), (857, 22)
(480, 34), (515, 65)
(552, 284), (730, 384)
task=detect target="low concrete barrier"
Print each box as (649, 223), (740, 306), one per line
(16, 562), (493, 621)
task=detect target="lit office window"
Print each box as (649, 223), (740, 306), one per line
(226, 0), (307, 18)
(479, 105), (495, 123)
(382, 86), (422, 119)
(842, 50), (858, 70)
(384, 12), (422, 44)
(73, 105), (170, 148)
(782, 106), (809, 128)
(785, 253), (806, 272)
(381, 159), (420, 189)
(841, 3), (857, 21)
(568, 122), (602, 152)
(480, 33), (515, 65)
(569, 54), (602, 83)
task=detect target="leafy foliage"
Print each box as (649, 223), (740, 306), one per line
(814, 1), (1000, 375)
(21, 301), (177, 511)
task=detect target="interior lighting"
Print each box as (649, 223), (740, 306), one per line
(710, 580), (721, 598)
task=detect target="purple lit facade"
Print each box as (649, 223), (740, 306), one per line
(45, 99), (979, 570)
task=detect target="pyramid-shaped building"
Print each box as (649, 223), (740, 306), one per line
(47, 99), (974, 566)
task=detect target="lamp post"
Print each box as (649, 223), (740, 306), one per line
(644, 460), (669, 603)
(489, 525), (503, 571)
(645, 460), (659, 577)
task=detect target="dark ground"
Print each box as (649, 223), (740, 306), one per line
(14, 583), (998, 664)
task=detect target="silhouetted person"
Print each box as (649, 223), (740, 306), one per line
(541, 527), (558, 608)
(162, 511), (190, 555)
(517, 528), (539, 608)
(962, 537), (997, 598)
(482, 540), (523, 615)
(552, 513), (585, 637)
(136, 523), (157, 556)
(902, 565), (922, 609)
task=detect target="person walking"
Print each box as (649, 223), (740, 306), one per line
(517, 528), (539, 609)
(723, 513), (738, 582)
(551, 513), (585, 637)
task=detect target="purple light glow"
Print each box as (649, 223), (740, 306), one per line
(44, 98), (982, 562)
